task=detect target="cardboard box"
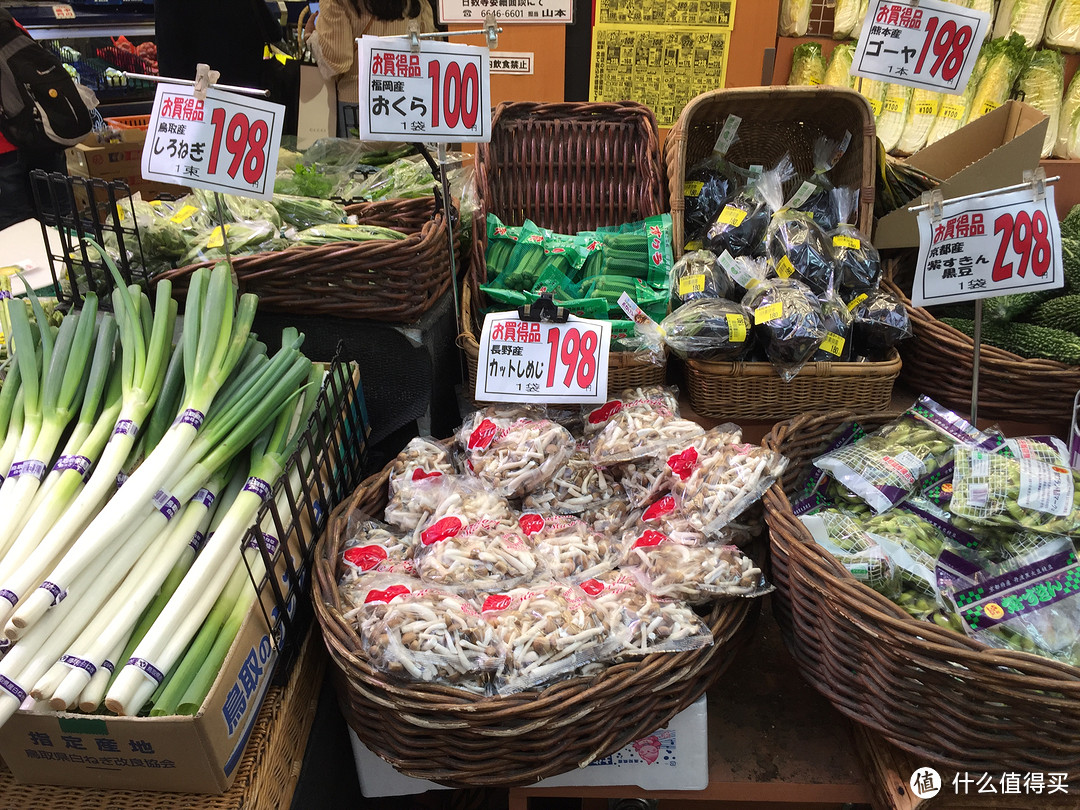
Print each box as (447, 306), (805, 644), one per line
(65, 129), (187, 201)
(0, 365), (366, 794)
(348, 695), (709, 797)
(873, 100), (1048, 249)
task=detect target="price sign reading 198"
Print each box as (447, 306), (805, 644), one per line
(852, 0), (990, 94)
(358, 36), (491, 143)
(476, 314), (611, 404)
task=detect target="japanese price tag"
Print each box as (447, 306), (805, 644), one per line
(476, 313), (611, 404)
(911, 185), (1063, 307)
(438, 0), (573, 23)
(358, 36), (491, 143)
(140, 85), (285, 201)
(852, 0), (990, 93)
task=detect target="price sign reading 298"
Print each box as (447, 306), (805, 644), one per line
(852, 0), (990, 93)
(358, 36), (492, 143)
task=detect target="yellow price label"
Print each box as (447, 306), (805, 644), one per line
(775, 256), (796, 279)
(114, 205), (126, 222)
(833, 235), (861, 250)
(754, 302), (783, 324)
(884, 97), (903, 113)
(981, 100), (999, 116)
(206, 224), (230, 249)
(940, 103), (963, 120)
(678, 274), (706, 296)
(169, 204), (199, 225)
(915, 101), (938, 116)
(807, 77), (821, 86)
(718, 205), (747, 227)
(684, 240), (703, 251)
(683, 181), (704, 197)
(726, 313), (747, 343)
(869, 99), (883, 116)
(847, 293), (868, 312)
(820, 332), (846, 357)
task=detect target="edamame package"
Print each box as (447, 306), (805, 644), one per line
(704, 155), (794, 259)
(660, 298), (754, 361)
(829, 187), (881, 292)
(670, 250), (729, 307)
(744, 278), (827, 380)
(764, 207), (838, 297)
(813, 395), (991, 514)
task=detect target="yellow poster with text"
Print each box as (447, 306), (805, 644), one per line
(595, 0), (736, 28)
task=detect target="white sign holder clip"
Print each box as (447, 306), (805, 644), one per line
(1025, 166), (1048, 202)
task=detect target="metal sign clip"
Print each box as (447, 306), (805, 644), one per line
(1024, 166), (1047, 202)
(518, 292), (569, 324)
(407, 19), (421, 54)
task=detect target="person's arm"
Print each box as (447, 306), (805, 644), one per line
(312, 0), (357, 82)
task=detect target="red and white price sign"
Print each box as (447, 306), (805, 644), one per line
(358, 36), (491, 143)
(911, 185), (1063, 307)
(140, 85), (285, 201)
(852, 0), (990, 93)
(476, 313), (611, 404)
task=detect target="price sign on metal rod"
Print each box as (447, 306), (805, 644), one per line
(358, 36), (491, 142)
(140, 85), (285, 201)
(476, 309), (611, 404)
(852, 0), (991, 93)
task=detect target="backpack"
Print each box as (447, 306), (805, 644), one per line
(0, 9), (92, 150)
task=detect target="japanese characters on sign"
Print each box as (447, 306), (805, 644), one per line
(438, 0), (573, 23)
(852, 0), (990, 93)
(490, 52), (534, 75)
(140, 85), (285, 202)
(477, 313), (611, 404)
(911, 185), (1063, 307)
(358, 37), (491, 143)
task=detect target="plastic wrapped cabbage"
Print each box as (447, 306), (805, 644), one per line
(788, 42), (826, 86)
(832, 0), (865, 39)
(993, 0), (1052, 47)
(856, 77), (888, 123)
(780, 0), (811, 36)
(879, 84), (914, 154)
(1017, 49), (1064, 158)
(660, 298), (754, 361)
(1046, 0), (1080, 52)
(898, 89), (943, 155)
(969, 35), (1031, 125)
(823, 42), (856, 88)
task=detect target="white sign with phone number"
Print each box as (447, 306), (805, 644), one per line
(476, 313), (611, 404)
(911, 185), (1064, 307)
(358, 36), (491, 143)
(140, 84), (285, 201)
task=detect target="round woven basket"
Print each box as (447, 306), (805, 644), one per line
(313, 461), (760, 787)
(762, 410), (1080, 775)
(885, 258), (1080, 430)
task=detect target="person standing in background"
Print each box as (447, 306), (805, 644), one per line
(309, 0), (435, 137)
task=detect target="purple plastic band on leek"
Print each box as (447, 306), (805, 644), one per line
(102, 659), (115, 674)
(189, 530), (206, 553)
(40, 581), (66, 605)
(7, 462), (22, 479)
(152, 489), (181, 520)
(60, 654), (96, 677)
(127, 657), (165, 684)
(0, 674), (26, 703)
(53, 455), (92, 476)
(0, 589), (16, 606)
(192, 488), (215, 509)
(173, 408), (205, 430)
(242, 477), (272, 501)
(112, 419), (138, 439)
(247, 533), (280, 556)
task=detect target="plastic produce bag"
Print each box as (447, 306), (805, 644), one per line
(829, 187), (880, 292)
(363, 587), (502, 691)
(1046, 0), (1080, 52)
(457, 406), (574, 499)
(745, 278), (827, 380)
(522, 442), (624, 514)
(270, 194), (348, 229)
(670, 249), (729, 307)
(715, 250), (768, 301)
(812, 292), (854, 362)
(765, 209), (837, 296)
(622, 528), (770, 604)
(813, 395), (990, 514)
(414, 515), (541, 591)
(582, 571), (713, 655)
(683, 150), (748, 246)
(878, 84), (914, 154)
(337, 572), (424, 629)
(192, 188), (282, 230)
(704, 156), (794, 260)
(788, 41), (825, 83)
(483, 582), (616, 693)
(790, 132), (851, 230)
(846, 289), (912, 356)
(387, 437), (457, 497)
(292, 223), (408, 245)
(993, 0), (1052, 46)
(898, 89), (944, 155)
(178, 221), (279, 266)
(518, 512), (619, 582)
(338, 515), (416, 590)
(800, 509), (902, 598)
(589, 400), (705, 468)
(581, 385), (681, 437)
(660, 298), (753, 361)
(384, 473), (514, 538)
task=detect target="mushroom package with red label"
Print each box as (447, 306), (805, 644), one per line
(414, 514), (543, 592)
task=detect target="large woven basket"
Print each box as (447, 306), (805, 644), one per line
(762, 410), (1080, 775)
(683, 349), (902, 421)
(313, 461), (760, 788)
(885, 258), (1080, 430)
(460, 100), (669, 403)
(664, 86), (877, 256)
(158, 196), (451, 323)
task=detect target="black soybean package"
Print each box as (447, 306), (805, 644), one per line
(829, 187), (881, 293)
(660, 298), (754, 361)
(704, 155), (794, 260)
(716, 250), (768, 302)
(813, 292), (853, 362)
(683, 114), (747, 247)
(847, 289), (912, 358)
(670, 249), (730, 308)
(764, 208), (837, 297)
(745, 278), (827, 380)
(790, 132), (852, 231)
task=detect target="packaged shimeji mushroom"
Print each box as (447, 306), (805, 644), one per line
(589, 389), (705, 468)
(414, 515), (542, 592)
(387, 436), (457, 496)
(338, 513), (416, 588)
(581, 385), (681, 437)
(522, 441), (624, 515)
(517, 511), (620, 582)
(385, 473), (513, 538)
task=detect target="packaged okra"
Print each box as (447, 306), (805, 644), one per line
(813, 395), (990, 514)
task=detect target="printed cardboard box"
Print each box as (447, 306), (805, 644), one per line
(873, 100), (1047, 250)
(65, 128), (187, 202)
(0, 366), (365, 793)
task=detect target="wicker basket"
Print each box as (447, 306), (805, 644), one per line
(684, 349), (902, 421)
(762, 410), (1080, 775)
(664, 86), (877, 256)
(158, 196), (451, 323)
(885, 258), (1080, 429)
(313, 461), (761, 788)
(461, 100), (669, 403)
